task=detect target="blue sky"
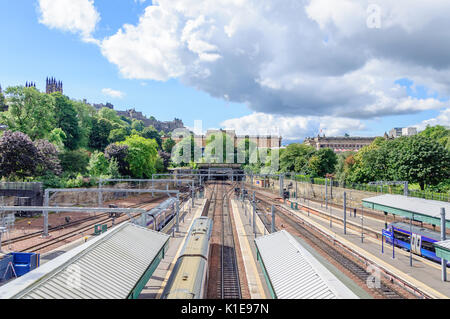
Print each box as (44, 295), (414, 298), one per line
(0, 1), (448, 143)
(0, 1), (251, 131)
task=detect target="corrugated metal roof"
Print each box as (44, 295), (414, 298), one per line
(255, 230), (358, 299)
(363, 194), (450, 220)
(0, 223), (169, 299)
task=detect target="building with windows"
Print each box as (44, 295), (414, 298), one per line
(388, 127), (417, 138)
(303, 135), (377, 153)
(168, 129), (282, 149)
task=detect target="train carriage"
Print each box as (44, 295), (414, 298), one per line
(162, 217), (213, 299)
(385, 222), (450, 266)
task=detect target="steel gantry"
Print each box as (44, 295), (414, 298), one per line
(42, 188), (180, 237)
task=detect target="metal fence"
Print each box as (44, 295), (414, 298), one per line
(292, 175), (449, 202)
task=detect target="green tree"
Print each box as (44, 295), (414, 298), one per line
(72, 100), (96, 148)
(419, 125), (450, 150)
(59, 149), (90, 175)
(162, 137), (176, 153)
(131, 120), (145, 132)
(308, 148), (338, 177)
(142, 126), (162, 148)
(98, 108), (127, 128)
(334, 151), (356, 183)
(346, 137), (389, 183)
(389, 135), (450, 190)
(0, 86), (56, 140)
(108, 128), (128, 143)
(105, 143), (130, 176)
(280, 143), (315, 173)
(89, 117), (113, 150)
(0, 87), (6, 111)
(0, 131), (40, 180)
(119, 135), (158, 178)
(52, 93), (81, 150)
(87, 151), (109, 177)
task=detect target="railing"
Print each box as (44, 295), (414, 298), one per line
(288, 175), (449, 203)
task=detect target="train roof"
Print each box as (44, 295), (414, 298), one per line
(180, 218), (212, 257)
(390, 222), (442, 241)
(163, 218), (212, 299)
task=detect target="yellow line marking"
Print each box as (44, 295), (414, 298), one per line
(155, 199), (207, 299)
(284, 205), (449, 299)
(231, 200), (267, 299)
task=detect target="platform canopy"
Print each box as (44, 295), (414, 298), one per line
(434, 240), (450, 261)
(0, 222), (170, 299)
(362, 194), (450, 228)
(254, 230), (358, 299)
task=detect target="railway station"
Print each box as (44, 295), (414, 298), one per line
(0, 170), (449, 301)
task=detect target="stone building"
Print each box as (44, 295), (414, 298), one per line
(46, 77), (63, 94)
(303, 135), (377, 153)
(168, 129), (282, 149)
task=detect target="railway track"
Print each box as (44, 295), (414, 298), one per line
(205, 181), (241, 299)
(220, 184), (241, 299)
(19, 198), (165, 253)
(5, 195), (165, 246)
(254, 197), (409, 299)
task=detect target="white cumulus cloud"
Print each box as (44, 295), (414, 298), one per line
(101, 88), (125, 99)
(221, 112), (365, 141)
(97, 0), (450, 121)
(37, 0), (100, 43)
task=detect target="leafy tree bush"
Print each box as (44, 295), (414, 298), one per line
(34, 139), (62, 176)
(59, 149), (90, 175)
(279, 143), (315, 173)
(389, 135), (450, 190)
(89, 117), (112, 150)
(142, 126), (162, 148)
(87, 151), (109, 177)
(162, 137), (176, 153)
(52, 93), (81, 150)
(1, 86), (56, 140)
(119, 135), (158, 178)
(0, 130), (40, 179)
(104, 143), (129, 176)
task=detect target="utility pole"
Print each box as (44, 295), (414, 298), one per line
(271, 205), (276, 233)
(441, 208), (447, 282)
(343, 192), (347, 235)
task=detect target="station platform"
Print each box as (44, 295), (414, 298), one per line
(230, 199), (269, 299)
(232, 197), (371, 299)
(281, 199), (450, 299)
(138, 199), (207, 299)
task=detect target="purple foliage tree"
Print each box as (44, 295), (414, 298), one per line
(105, 143), (130, 176)
(34, 139), (62, 176)
(0, 131), (39, 179)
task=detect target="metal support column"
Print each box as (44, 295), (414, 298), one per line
(279, 174), (284, 197)
(441, 208), (447, 282)
(176, 194), (180, 232)
(325, 178), (328, 209)
(43, 190), (49, 237)
(271, 205), (275, 233)
(252, 192), (256, 237)
(343, 192), (347, 235)
(410, 214), (413, 267)
(98, 178), (103, 207)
